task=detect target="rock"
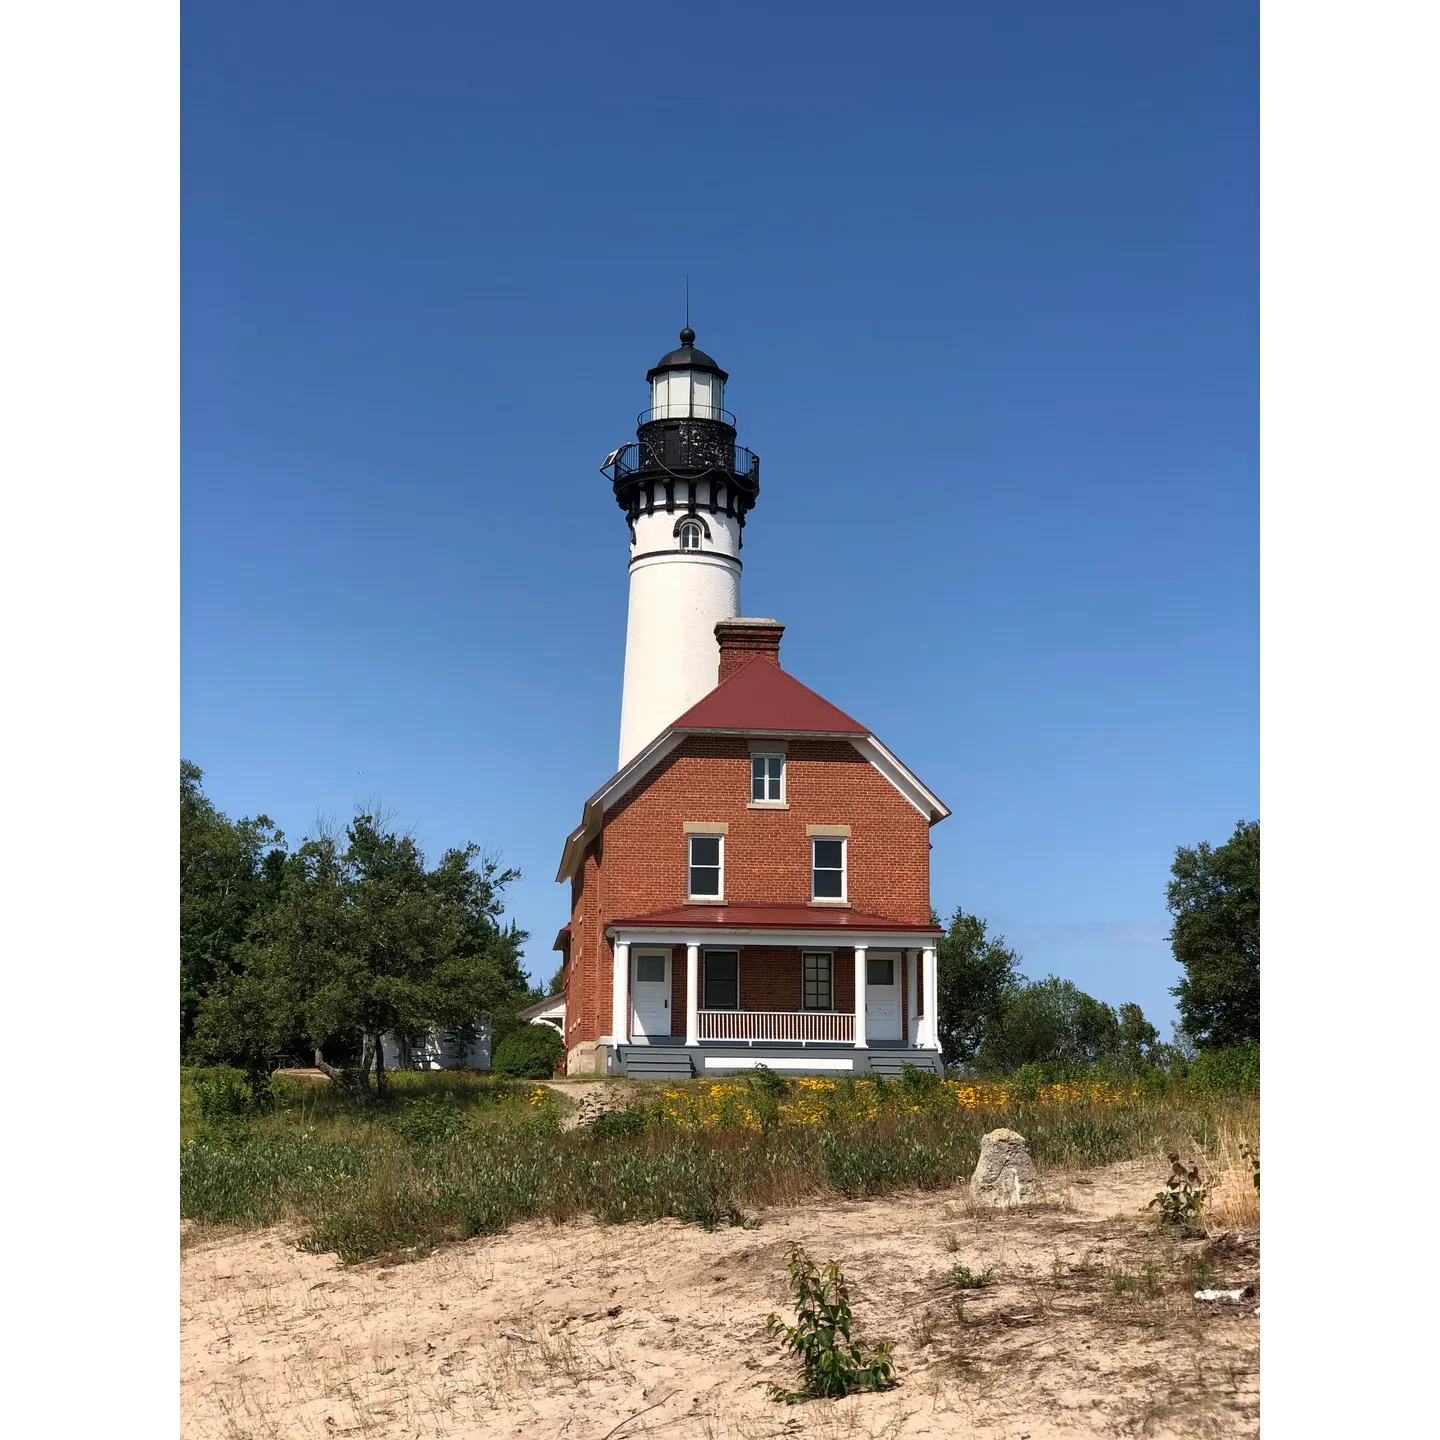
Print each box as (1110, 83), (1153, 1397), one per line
(969, 1128), (1043, 1208)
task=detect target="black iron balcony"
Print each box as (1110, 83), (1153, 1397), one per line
(636, 403), (737, 428)
(601, 430), (760, 491)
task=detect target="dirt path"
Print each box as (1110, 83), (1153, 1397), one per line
(181, 1158), (1258, 1439)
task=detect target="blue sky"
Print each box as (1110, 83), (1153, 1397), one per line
(182, 2), (1257, 1032)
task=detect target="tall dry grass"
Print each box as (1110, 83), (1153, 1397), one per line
(1204, 1119), (1260, 1230)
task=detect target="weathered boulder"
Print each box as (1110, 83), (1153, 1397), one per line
(969, 1128), (1043, 1208)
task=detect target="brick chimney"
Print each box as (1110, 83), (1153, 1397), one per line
(715, 618), (785, 682)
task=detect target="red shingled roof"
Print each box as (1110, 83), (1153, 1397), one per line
(608, 903), (941, 933)
(669, 658), (867, 734)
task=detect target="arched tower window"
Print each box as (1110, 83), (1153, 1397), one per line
(678, 520), (704, 551)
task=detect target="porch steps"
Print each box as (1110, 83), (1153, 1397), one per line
(618, 1046), (696, 1080)
(867, 1051), (944, 1078)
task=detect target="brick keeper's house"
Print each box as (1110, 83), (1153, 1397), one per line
(547, 329), (950, 1079)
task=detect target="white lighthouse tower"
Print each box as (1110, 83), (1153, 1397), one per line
(603, 329), (762, 767)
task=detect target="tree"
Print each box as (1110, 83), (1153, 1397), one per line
(180, 761), (286, 1049)
(977, 976), (1123, 1073)
(1115, 1002), (1161, 1071)
(194, 812), (530, 1101)
(1167, 820), (1259, 1050)
(933, 907), (1023, 1066)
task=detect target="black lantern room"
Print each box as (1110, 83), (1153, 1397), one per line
(601, 328), (761, 537)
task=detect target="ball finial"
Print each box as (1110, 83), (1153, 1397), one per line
(679, 326), (695, 346)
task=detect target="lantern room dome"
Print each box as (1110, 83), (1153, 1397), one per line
(646, 327), (729, 383)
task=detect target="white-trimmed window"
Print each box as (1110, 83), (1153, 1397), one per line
(688, 833), (723, 898)
(751, 753), (784, 802)
(811, 837), (846, 900)
(703, 950), (739, 1009)
(802, 951), (833, 1010)
(678, 519), (703, 551)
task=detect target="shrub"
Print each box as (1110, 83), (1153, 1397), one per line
(1187, 1042), (1259, 1095)
(492, 1024), (565, 1079)
(766, 1244), (895, 1401)
(191, 1066), (259, 1121)
(390, 1095), (465, 1144)
(584, 1105), (651, 1142)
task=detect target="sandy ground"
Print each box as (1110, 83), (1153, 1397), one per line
(181, 1157), (1258, 1440)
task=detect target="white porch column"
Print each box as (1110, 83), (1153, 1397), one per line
(611, 941), (630, 1045)
(905, 949), (919, 1046)
(853, 945), (868, 1049)
(685, 943), (700, 1047)
(922, 943), (940, 1051)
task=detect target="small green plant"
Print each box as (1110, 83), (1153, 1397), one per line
(746, 1063), (788, 1099)
(391, 1094), (464, 1144)
(1183, 1252), (1217, 1292)
(1148, 1154), (1207, 1226)
(766, 1244), (895, 1402)
(899, 1062), (940, 1097)
(585, 1105), (650, 1141)
(950, 1263), (994, 1289)
(1241, 1142), (1259, 1194)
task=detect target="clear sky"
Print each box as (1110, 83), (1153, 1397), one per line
(182, 2), (1257, 1034)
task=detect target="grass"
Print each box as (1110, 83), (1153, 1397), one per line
(180, 1069), (1258, 1263)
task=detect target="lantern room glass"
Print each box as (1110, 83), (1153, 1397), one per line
(651, 369), (725, 420)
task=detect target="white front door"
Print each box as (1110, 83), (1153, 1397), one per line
(865, 952), (902, 1041)
(631, 950), (672, 1041)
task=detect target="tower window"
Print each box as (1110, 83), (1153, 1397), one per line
(751, 754), (784, 802)
(678, 520), (703, 551)
(811, 837), (847, 901)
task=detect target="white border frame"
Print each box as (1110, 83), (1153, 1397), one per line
(687, 831), (725, 901)
(810, 834), (848, 902)
(701, 947), (741, 1012)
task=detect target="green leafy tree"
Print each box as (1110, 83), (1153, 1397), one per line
(933, 907), (1023, 1066)
(976, 976), (1123, 1073)
(1167, 820), (1259, 1049)
(1115, 1001), (1161, 1071)
(193, 813), (529, 1101)
(180, 761), (286, 1049)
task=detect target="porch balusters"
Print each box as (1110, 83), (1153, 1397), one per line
(685, 943), (700, 1047)
(853, 945), (868, 1048)
(611, 940), (630, 1045)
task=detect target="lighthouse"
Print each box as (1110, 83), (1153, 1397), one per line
(603, 329), (762, 767)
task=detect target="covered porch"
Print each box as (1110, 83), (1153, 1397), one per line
(605, 905), (943, 1077)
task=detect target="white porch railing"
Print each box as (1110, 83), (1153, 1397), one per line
(696, 1010), (856, 1044)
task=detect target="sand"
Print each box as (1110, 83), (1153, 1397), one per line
(181, 1157), (1258, 1439)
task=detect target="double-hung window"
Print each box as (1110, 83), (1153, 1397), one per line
(751, 754), (784, 803)
(802, 951), (833, 1011)
(688, 833), (723, 899)
(811, 837), (846, 900)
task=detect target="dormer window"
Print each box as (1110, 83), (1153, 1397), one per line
(678, 520), (703, 552)
(751, 754), (784, 802)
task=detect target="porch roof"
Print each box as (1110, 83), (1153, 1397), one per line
(607, 903), (942, 934)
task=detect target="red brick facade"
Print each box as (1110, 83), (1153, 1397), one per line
(560, 734), (933, 1049)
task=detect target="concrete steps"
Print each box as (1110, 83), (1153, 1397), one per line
(619, 1047), (696, 1079)
(866, 1051), (944, 1077)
